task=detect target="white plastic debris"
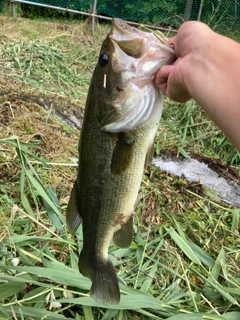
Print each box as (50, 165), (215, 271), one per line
(63, 285), (74, 299)
(11, 257), (20, 266)
(45, 290), (62, 310)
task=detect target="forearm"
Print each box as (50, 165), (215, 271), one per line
(156, 21), (240, 151)
(185, 33), (240, 151)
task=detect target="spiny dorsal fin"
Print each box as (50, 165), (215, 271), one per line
(111, 133), (134, 175)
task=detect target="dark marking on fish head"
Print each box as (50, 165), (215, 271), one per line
(116, 86), (124, 92)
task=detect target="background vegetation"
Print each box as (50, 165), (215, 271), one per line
(0, 13), (239, 320)
(1, 0), (239, 37)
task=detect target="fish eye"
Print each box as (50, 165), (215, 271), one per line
(99, 53), (109, 67)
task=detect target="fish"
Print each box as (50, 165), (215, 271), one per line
(66, 18), (175, 305)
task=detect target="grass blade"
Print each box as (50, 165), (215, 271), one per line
(203, 248), (225, 301)
(2, 306), (72, 320)
(185, 240), (215, 268)
(43, 186), (64, 235)
(190, 267), (239, 306)
(231, 209), (240, 233)
(140, 258), (159, 293)
(165, 227), (201, 265)
(82, 306), (94, 320)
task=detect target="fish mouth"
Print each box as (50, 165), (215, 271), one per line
(109, 18), (175, 81)
(110, 19), (146, 58)
(110, 18), (175, 59)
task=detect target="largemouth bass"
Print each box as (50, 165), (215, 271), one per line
(66, 18), (175, 305)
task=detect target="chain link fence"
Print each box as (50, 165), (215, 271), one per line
(0, 0), (239, 36)
(0, 0), (8, 14)
(96, 0), (239, 35)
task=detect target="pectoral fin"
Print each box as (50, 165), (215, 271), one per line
(112, 217), (133, 248)
(111, 133), (134, 175)
(66, 182), (82, 234)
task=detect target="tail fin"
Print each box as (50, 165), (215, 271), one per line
(79, 253), (120, 305)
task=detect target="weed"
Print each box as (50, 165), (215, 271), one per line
(0, 17), (239, 320)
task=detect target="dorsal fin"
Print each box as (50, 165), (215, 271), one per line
(66, 182), (82, 234)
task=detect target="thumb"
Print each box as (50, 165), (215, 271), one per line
(155, 65), (174, 93)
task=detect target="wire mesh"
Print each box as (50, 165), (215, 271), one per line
(0, 0), (240, 36)
(96, 0), (240, 35)
(0, 0), (8, 14)
(20, 0), (90, 12)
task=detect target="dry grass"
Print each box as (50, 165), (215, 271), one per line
(0, 16), (239, 320)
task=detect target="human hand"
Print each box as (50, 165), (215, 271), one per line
(155, 21), (213, 103)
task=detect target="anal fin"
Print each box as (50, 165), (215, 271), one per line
(66, 182), (82, 234)
(112, 217), (133, 248)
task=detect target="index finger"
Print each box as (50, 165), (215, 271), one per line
(165, 35), (176, 46)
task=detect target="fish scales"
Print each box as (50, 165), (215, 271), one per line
(66, 18), (175, 305)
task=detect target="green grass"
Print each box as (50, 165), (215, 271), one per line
(0, 16), (239, 319)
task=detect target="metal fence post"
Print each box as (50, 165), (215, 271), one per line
(92, 0), (97, 35)
(10, 0), (16, 17)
